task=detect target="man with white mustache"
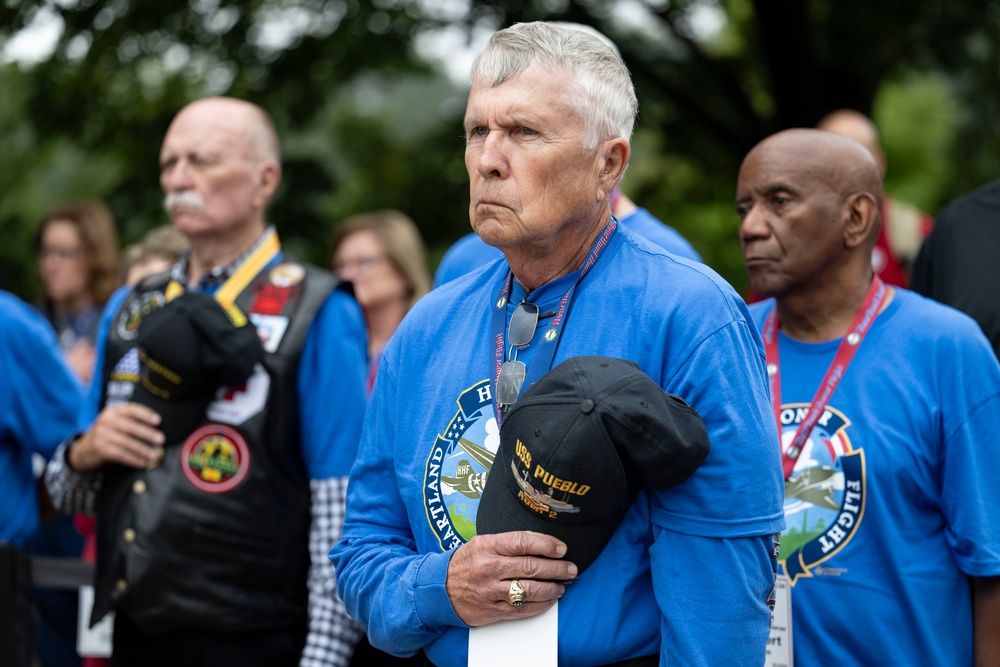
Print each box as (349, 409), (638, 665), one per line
(163, 189), (205, 212)
(45, 97), (368, 666)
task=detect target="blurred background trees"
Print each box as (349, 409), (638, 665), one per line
(1, 0), (998, 296)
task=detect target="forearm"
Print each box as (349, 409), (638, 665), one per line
(973, 576), (1000, 667)
(301, 476), (363, 667)
(43, 437), (103, 515)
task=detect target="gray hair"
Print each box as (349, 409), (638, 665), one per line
(470, 22), (638, 147)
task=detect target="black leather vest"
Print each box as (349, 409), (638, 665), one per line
(91, 261), (339, 633)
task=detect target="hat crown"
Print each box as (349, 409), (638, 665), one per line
(500, 400), (632, 526)
(136, 292), (263, 400)
(477, 356), (710, 574)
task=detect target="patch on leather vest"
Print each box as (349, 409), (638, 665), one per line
(181, 423), (251, 493)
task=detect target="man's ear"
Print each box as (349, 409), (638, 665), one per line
(253, 160), (282, 209)
(597, 138), (630, 202)
(844, 192), (880, 250)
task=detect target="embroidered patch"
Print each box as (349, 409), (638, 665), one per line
(116, 291), (165, 341)
(248, 314), (289, 353)
(249, 282), (299, 316)
(269, 262), (305, 288)
(105, 349), (140, 406)
(181, 424), (251, 493)
(206, 363), (270, 424)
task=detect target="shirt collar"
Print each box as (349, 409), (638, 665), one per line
(169, 225), (277, 291)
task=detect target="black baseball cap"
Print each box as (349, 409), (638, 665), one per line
(131, 292), (263, 443)
(477, 356), (710, 573)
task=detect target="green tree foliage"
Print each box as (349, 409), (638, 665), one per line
(1, 0), (998, 296)
(0, 0), (467, 295)
(458, 0), (1000, 289)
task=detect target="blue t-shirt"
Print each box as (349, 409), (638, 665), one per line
(333, 224), (784, 666)
(750, 290), (1000, 666)
(433, 208), (702, 287)
(0, 291), (83, 546)
(83, 255), (368, 479)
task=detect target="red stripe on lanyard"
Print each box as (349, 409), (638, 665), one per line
(490, 218), (617, 425)
(763, 277), (886, 481)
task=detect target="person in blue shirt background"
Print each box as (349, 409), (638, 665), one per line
(737, 128), (1000, 666)
(0, 289), (83, 667)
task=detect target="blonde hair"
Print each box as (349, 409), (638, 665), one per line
(120, 225), (189, 283)
(330, 210), (431, 311)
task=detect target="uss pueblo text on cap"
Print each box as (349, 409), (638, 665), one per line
(477, 356), (710, 573)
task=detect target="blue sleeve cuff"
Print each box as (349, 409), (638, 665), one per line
(413, 549), (468, 630)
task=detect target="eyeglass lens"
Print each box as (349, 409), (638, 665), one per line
(508, 302), (539, 347)
(497, 302), (539, 407)
(497, 360), (527, 406)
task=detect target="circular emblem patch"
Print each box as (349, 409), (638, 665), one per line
(181, 424), (251, 493)
(116, 291), (165, 341)
(269, 262), (305, 287)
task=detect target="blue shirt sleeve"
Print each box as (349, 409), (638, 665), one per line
(77, 286), (131, 431)
(297, 286), (369, 479)
(650, 317), (786, 537)
(0, 294), (83, 458)
(433, 234), (504, 288)
(652, 530), (776, 665)
(937, 326), (1000, 577)
(330, 364), (466, 656)
(619, 207), (703, 263)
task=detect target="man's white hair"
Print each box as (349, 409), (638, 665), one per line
(546, 22), (621, 57)
(470, 21), (638, 148)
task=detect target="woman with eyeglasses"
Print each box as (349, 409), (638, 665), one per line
(36, 199), (120, 386)
(330, 210), (432, 667)
(330, 210), (431, 394)
(30, 199), (118, 667)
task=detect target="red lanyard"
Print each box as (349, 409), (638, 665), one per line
(490, 218), (617, 424)
(763, 278), (886, 481)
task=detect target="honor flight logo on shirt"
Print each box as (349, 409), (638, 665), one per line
(423, 379), (499, 551)
(779, 403), (867, 584)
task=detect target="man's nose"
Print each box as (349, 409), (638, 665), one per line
(739, 204), (769, 243)
(162, 160), (193, 193)
(474, 133), (509, 179)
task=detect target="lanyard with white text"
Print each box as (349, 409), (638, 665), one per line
(490, 218), (618, 424)
(164, 231), (282, 306)
(763, 277), (886, 481)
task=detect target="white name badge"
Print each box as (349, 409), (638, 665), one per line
(77, 585), (114, 657)
(766, 575), (793, 667)
(468, 600), (558, 667)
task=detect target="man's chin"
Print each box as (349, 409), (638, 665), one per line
(472, 219), (510, 248)
(169, 212), (210, 234)
(746, 273), (780, 300)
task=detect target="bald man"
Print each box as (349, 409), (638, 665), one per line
(45, 98), (368, 666)
(817, 109), (933, 288)
(737, 129), (1000, 666)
